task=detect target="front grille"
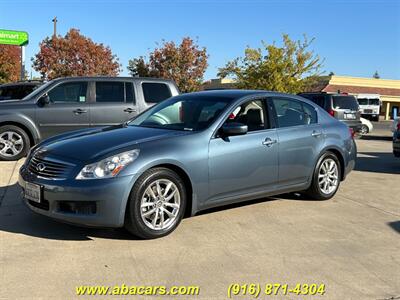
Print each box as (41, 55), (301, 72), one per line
(28, 155), (74, 179)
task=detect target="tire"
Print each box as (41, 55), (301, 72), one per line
(125, 167), (187, 239)
(360, 125), (369, 135)
(304, 152), (341, 200)
(0, 125), (31, 161)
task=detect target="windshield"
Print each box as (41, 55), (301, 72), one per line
(332, 96), (359, 110)
(128, 94), (233, 131)
(358, 98), (380, 106)
(22, 81), (52, 100)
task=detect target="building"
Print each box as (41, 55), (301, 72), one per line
(317, 76), (400, 120)
(203, 75), (400, 120)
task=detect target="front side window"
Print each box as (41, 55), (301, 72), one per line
(273, 98), (315, 128)
(142, 82), (172, 104)
(224, 100), (266, 132)
(48, 82), (88, 103)
(96, 82), (125, 103)
(129, 94), (233, 131)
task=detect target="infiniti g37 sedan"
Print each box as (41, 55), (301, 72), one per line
(19, 90), (356, 239)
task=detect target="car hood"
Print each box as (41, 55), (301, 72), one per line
(38, 125), (190, 162)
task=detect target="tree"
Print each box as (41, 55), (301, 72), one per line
(32, 28), (120, 80)
(0, 45), (21, 83)
(128, 37), (208, 93)
(373, 71), (380, 79)
(218, 34), (323, 93)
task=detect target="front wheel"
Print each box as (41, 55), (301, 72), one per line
(304, 152), (341, 200)
(0, 125), (30, 161)
(125, 168), (186, 239)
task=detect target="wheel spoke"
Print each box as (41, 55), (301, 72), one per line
(161, 207), (175, 218)
(146, 186), (157, 201)
(142, 207), (156, 217)
(156, 181), (162, 196)
(163, 202), (179, 209)
(163, 182), (173, 197)
(160, 209), (165, 228)
(152, 209), (159, 227)
(165, 189), (177, 201)
(141, 202), (154, 208)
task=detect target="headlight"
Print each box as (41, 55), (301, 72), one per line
(76, 149), (140, 180)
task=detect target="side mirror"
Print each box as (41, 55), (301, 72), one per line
(38, 94), (50, 106)
(220, 122), (248, 136)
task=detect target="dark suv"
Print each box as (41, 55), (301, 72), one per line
(0, 77), (179, 160)
(298, 92), (362, 133)
(0, 81), (42, 101)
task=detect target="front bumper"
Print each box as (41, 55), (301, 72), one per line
(19, 165), (139, 228)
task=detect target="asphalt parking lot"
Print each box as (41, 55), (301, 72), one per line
(1, 126), (399, 299)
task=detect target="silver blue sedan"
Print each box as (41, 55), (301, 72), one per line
(19, 90), (356, 239)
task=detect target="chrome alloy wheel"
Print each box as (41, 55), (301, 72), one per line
(318, 158), (339, 195)
(0, 131), (24, 157)
(140, 179), (181, 231)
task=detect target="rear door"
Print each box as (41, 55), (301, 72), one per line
(36, 81), (90, 139)
(270, 97), (324, 186)
(90, 80), (137, 127)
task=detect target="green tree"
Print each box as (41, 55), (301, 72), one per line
(218, 34), (323, 93)
(128, 37), (208, 93)
(32, 28), (120, 80)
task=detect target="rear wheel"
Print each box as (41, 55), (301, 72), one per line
(0, 125), (30, 161)
(304, 152), (341, 200)
(125, 168), (186, 239)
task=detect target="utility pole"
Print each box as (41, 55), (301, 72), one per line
(52, 17), (57, 38)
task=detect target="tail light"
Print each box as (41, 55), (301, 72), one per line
(349, 128), (355, 139)
(328, 109), (335, 117)
(397, 122), (400, 131)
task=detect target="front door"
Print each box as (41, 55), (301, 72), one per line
(90, 81), (138, 127)
(271, 97), (324, 186)
(208, 99), (279, 202)
(36, 81), (90, 139)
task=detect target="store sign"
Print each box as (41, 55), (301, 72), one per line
(0, 29), (29, 46)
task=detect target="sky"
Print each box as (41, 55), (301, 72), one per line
(1, 0), (399, 80)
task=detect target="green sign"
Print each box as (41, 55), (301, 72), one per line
(0, 29), (29, 46)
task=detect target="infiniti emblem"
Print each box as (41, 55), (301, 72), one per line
(36, 163), (46, 172)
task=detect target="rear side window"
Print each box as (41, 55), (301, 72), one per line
(272, 98), (316, 128)
(142, 82), (172, 104)
(48, 82), (88, 103)
(96, 82), (125, 103)
(302, 102), (318, 125)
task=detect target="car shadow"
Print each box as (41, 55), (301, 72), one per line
(355, 152), (400, 174)
(388, 221), (400, 234)
(359, 135), (392, 141)
(0, 183), (139, 241)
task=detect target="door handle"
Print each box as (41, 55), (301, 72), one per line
(311, 131), (322, 137)
(73, 109), (87, 115)
(124, 108), (137, 113)
(262, 138), (277, 147)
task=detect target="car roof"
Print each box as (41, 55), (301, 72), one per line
(49, 76), (176, 83)
(181, 89), (296, 100)
(0, 81), (42, 87)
